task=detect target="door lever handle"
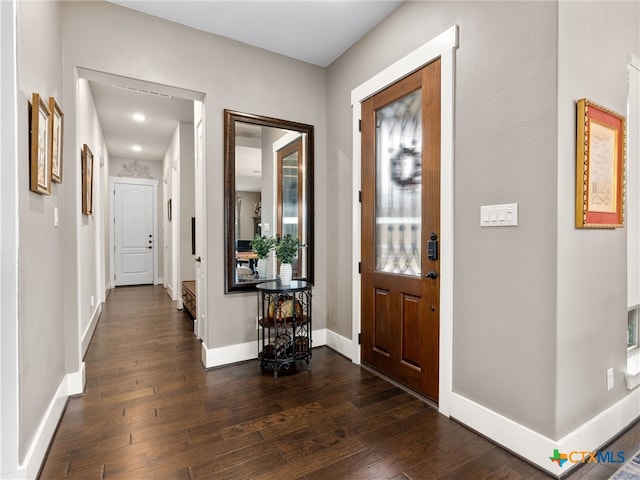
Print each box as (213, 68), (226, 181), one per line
(424, 270), (438, 279)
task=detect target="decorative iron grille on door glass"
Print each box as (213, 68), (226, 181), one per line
(376, 89), (422, 276)
(257, 281), (312, 379)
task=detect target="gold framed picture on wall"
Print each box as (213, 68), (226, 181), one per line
(81, 144), (94, 215)
(29, 93), (52, 195)
(576, 98), (626, 228)
(49, 97), (64, 183)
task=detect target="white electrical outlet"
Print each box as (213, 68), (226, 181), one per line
(607, 367), (614, 390)
(90, 296), (95, 307)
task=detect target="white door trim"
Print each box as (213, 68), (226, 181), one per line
(0, 1), (20, 475)
(351, 25), (458, 416)
(109, 176), (159, 287)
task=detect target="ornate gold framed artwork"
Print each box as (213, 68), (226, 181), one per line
(49, 97), (64, 183)
(81, 144), (94, 215)
(30, 93), (52, 195)
(576, 98), (626, 228)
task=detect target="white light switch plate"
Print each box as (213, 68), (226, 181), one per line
(480, 203), (518, 227)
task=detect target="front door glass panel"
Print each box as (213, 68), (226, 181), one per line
(375, 89), (422, 276)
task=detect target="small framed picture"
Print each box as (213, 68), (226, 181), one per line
(30, 93), (52, 195)
(49, 97), (64, 183)
(81, 144), (94, 215)
(576, 99), (626, 228)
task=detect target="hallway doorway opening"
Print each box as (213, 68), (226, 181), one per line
(77, 68), (207, 338)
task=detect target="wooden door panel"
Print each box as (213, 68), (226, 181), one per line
(400, 293), (422, 370)
(373, 288), (393, 357)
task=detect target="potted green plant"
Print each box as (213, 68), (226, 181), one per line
(275, 234), (305, 285)
(251, 234), (275, 278)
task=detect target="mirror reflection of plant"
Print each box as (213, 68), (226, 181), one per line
(250, 234), (276, 259)
(275, 234), (306, 264)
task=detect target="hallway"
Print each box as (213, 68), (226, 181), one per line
(39, 286), (637, 479)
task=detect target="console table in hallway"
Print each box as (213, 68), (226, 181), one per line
(182, 280), (196, 319)
(257, 280), (312, 379)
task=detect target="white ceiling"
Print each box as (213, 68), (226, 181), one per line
(109, 0), (404, 67)
(91, 1), (403, 163)
(88, 79), (195, 163)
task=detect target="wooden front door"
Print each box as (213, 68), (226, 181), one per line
(361, 59), (441, 402)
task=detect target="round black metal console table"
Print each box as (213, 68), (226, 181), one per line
(256, 280), (312, 379)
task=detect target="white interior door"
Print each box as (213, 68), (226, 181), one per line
(194, 102), (207, 340)
(113, 180), (156, 286)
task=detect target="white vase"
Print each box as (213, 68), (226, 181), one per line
(257, 258), (268, 278)
(279, 263), (292, 285)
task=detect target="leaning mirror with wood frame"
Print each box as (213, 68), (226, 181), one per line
(224, 109), (314, 293)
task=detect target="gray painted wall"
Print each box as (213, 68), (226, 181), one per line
(237, 191), (261, 241)
(77, 78), (106, 347)
(556, 1), (639, 439)
(16, 0), (67, 461)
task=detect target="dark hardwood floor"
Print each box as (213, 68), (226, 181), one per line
(39, 285), (639, 479)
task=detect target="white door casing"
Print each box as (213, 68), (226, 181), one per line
(110, 177), (158, 286)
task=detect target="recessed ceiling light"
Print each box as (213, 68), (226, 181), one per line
(132, 145), (142, 152)
(132, 113), (146, 122)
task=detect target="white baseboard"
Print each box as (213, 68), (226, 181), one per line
(81, 303), (101, 357)
(325, 329), (353, 360)
(451, 390), (640, 477)
(202, 328), (328, 369)
(451, 392), (560, 476)
(203, 338), (258, 368)
(313, 328), (327, 348)
(555, 388), (640, 472)
(177, 298), (184, 310)
(16, 369), (84, 480)
(66, 363), (86, 396)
